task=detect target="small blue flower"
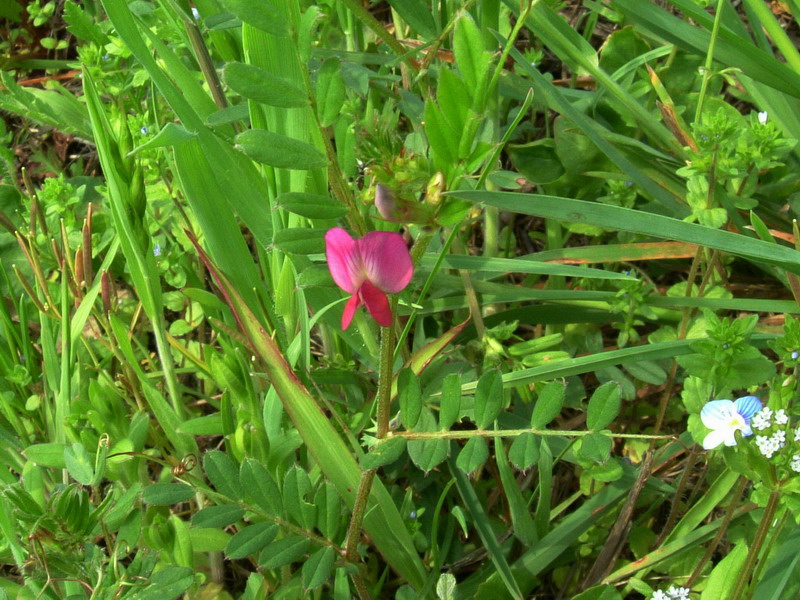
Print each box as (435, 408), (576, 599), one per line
(792, 350), (799, 360)
(153, 243), (162, 257)
(140, 126), (149, 135)
(700, 396), (762, 449)
(409, 511), (417, 520)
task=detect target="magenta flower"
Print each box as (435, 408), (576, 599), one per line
(325, 227), (413, 329)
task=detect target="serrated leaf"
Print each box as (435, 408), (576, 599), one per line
(258, 535), (310, 568)
(142, 483), (194, 506)
(224, 62), (307, 108)
(456, 437), (489, 474)
(440, 373), (461, 430)
(586, 382), (621, 431)
(362, 437), (407, 470)
(398, 368), (422, 429)
(225, 522), (278, 559)
(63, 443), (94, 485)
(316, 58), (346, 127)
(191, 505), (245, 528)
(204, 450), (242, 501)
(408, 409), (449, 473)
(276, 192), (347, 219)
(272, 228), (326, 254)
(235, 129), (327, 170)
(509, 433), (540, 471)
(436, 573), (457, 600)
(473, 369), (503, 429)
(531, 381), (565, 429)
(217, 0), (287, 36)
(302, 546), (336, 590)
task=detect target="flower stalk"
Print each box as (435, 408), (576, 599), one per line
(730, 487), (781, 599)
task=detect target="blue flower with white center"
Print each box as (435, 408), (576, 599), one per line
(700, 396), (763, 449)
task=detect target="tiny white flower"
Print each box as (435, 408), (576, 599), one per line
(791, 455), (800, 472)
(756, 435), (777, 458)
(669, 587), (691, 600)
(773, 430), (786, 448)
(758, 111), (768, 124)
(775, 409), (788, 425)
(191, 6), (200, 19)
(752, 410), (771, 431)
(651, 591), (669, 600)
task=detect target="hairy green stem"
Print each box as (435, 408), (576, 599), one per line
(390, 429), (676, 441)
(376, 325), (395, 439)
(344, 467), (377, 563)
(345, 318), (397, 592)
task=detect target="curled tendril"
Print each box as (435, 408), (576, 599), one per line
(171, 453), (197, 477)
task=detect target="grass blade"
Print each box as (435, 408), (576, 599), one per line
(452, 190), (800, 273)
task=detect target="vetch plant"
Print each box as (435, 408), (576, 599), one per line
(699, 395), (762, 449)
(325, 227), (413, 329)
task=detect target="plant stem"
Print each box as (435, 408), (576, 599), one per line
(686, 476), (748, 588)
(345, 317), (397, 591)
(376, 324), (395, 439)
(390, 428), (676, 441)
(730, 488), (781, 599)
(344, 467), (377, 563)
(339, 0), (413, 64)
(694, 0), (726, 122)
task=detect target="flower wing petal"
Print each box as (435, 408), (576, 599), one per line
(341, 293), (361, 330)
(325, 228), (363, 294)
(358, 231), (413, 294)
(734, 395), (763, 421)
(700, 400), (735, 430)
(359, 280), (392, 327)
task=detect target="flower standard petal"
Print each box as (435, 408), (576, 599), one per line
(358, 231), (413, 293)
(701, 400), (736, 430)
(325, 228), (364, 294)
(734, 395), (763, 421)
(359, 279), (392, 327)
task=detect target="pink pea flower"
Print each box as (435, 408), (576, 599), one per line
(325, 227), (413, 329)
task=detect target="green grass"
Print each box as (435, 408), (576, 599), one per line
(1, 1), (800, 599)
